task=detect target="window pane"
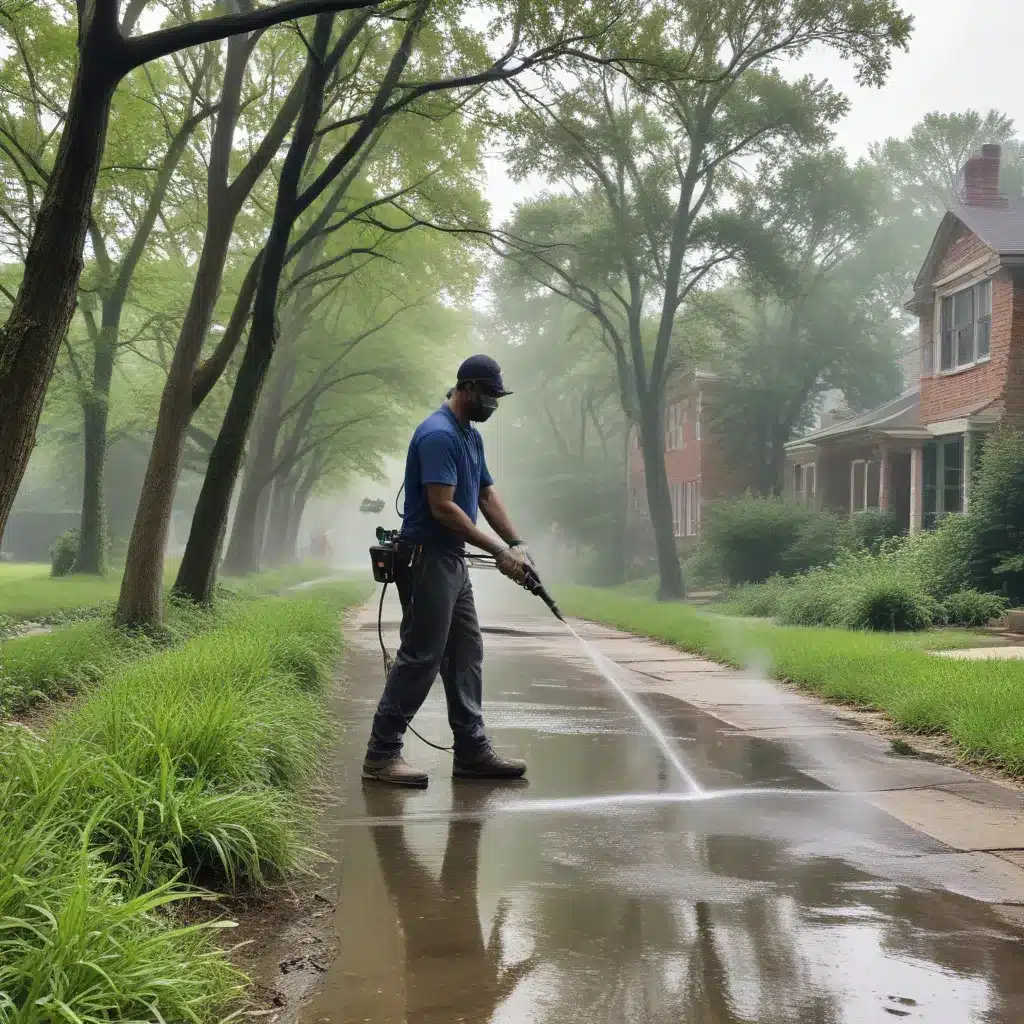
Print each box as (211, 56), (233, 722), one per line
(956, 325), (974, 366)
(794, 464), (803, 498)
(807, 464), (816, 498)
(942, 295), (953, 331)
(867, 461), (880, 508)
(941, 330), (954, 370)
(977, 279), (992, 318)
(853, 462), (867, 510)
(943, 438), (963, 515)
(954, 288), (974, 327)
(923, 442), (937, 529)
(977, 316), (991, 359)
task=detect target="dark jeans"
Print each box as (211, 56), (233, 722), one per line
(367, 544), (489, 760)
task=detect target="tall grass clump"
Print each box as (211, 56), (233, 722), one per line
(47, 596), (343, 887)
(0, 727), (246, 1021)
(0, 598), (222, 718)
(0, 584), (368, 1019)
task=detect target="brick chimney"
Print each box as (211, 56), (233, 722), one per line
(963, 144), (1006, 207)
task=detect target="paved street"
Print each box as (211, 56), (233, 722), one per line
(299, 575), (1024, 1023)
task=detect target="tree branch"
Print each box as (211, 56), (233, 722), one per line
(122, 0), (385, 72)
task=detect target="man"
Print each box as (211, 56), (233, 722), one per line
(363, 354), (533, 788)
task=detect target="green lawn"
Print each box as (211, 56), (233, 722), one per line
(0, 559), (348, 624)
(560, 586), (1024, 776)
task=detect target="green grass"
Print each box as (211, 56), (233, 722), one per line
(560, 586), (1024, 776)
(0, 559), (343, 626)
(0, 566), (360, 719)
(0, 580), (371, 1020)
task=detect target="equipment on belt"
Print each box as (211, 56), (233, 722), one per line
(368, 523), (564, 751)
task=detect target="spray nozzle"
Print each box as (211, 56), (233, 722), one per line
(522, 564), (565, 622)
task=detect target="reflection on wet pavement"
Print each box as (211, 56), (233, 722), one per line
(301, 608), (1024, 1024)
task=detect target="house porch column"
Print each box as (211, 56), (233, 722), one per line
(909, 443), (924, 534)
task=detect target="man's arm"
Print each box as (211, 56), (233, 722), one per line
(426, 484), (506, 556)
(478, 486), (521, 546)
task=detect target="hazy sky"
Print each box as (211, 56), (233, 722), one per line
(484, 0), (1024, 224)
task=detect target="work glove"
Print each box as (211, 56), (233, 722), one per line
(495, 543), (531, 584)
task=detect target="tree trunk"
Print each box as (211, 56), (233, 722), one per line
(75, 325), (117, 573)
(221, 458), (268, 576)
(263, 478), (295, 566)
(0, 26), (120, 544)
(173, 15), (335, 605)
(639, 401), (684, 600)
(219, 363), (290, 575)
(115, 34), (255, 627)
(115, 204), (240, 624)
(286, 468), (317, 561)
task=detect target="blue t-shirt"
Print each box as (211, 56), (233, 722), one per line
(399, 405), (493, 550)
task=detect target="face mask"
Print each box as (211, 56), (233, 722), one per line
(468, 388), (499, 423)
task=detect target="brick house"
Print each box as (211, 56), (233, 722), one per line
(627, 371), (752, 553)
(785, 144), (1024, 531)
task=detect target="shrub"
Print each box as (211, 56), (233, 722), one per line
(777, 569), (843, 627)
(49, 528), (79, 577)
(841, 575), (939, 631)
(942, 589), (1008, 628)
(724, 575), (790, 618)
(698, 496), (842, 584)
(896, 514), (978, 600)
(966, 429), (1024, 602)
(843, 508), (904, 553)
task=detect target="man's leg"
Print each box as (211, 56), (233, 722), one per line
(439, 565), (527, 779)
(364, 547), (460, 786)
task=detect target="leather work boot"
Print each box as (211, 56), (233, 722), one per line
(453, 748), (527, 780)
(362, 754), (429, 788)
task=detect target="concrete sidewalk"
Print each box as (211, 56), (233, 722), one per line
(552, 617), (1024, 915)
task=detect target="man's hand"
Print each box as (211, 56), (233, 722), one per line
(495, 546), (527, 584)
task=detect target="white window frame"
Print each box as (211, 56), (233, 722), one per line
(664, 402), (686, 452)
(934, 275), (992, 375)
(850, 459), (879, 513)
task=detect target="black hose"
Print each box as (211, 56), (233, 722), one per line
(377, 580), (453, 753)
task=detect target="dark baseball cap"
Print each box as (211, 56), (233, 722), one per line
(455, 354), (512, 396)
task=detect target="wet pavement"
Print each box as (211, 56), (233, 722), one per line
(298, 580), (1024, 1023)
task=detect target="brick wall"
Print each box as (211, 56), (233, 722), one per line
(1005, 271), (1024, 428)
(936, 223), (990, 279)
(919, 227), (1010, 424)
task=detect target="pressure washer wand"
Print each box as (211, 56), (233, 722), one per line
(521, 564), (565, 622)
(464, 554), (564, 622)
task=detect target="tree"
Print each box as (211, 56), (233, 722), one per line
(154, 0), (632, 619)
(0, 0), (387, 555)
(496, 0), (910, 599)
(489, 290), (629, 584)
(869, 109), (1024, 292)
(708, 149), (903, 494)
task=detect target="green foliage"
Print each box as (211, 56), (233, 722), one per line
(49, 528), (78, 577)
(843, 508), (904, 553)
(943, 589), (1008, 628)
(698, 496), (842, 584)
(561, 587), (1024, 774)
(726, 575), (791, 618)
(841, 575), (938, 631)
(0, 584), (366, 1019)
(964, 430), (1024, 602)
